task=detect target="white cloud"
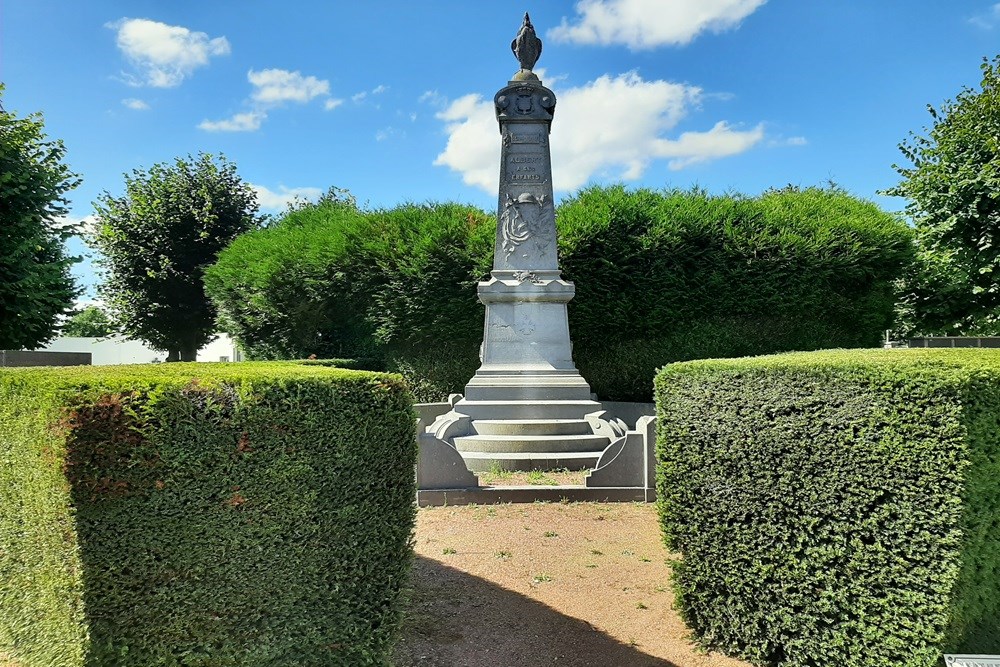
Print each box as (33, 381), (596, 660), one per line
(108, 18), (229, 87)
(433, 72), (764, 192)
(198, 111), (266, 132)
(200, 68), (336, 131)
(419, 90), (447, 107)
(350, 85), (387, 105)
(55, 214), (99, 236)
(248, 68), (330, 104)
(251, 184), (324, 211)
(122, 98), (150, 110)
(550, 0), (767, 49)
(654, 121), (764, 170)
(969, 3), (1000, 28)
(767, 135), (807, 147)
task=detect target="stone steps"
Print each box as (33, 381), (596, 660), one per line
(464, 384), (593, 401)
(455, 433), (609, 453)
(461, 450), (602, 473)
(472, 418), (591, 436)
(454, 399), (601, 420)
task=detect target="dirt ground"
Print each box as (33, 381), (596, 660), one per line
(394, 502), (750, 667)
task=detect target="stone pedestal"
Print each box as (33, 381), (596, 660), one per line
(426, 75), (611, 472)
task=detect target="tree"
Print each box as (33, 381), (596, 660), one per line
(0, 85), (81, 349)
(62, 305), (113, 337)
(886, 56), (1000, 335)
(89, 153), (258, 361)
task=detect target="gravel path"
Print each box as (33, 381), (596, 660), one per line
(394, 502), (750, 667)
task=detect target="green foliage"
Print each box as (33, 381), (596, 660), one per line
(0, 85), (81, 349)
(89, 153), (259, 361)
(560, 185), (914, 400)
(655, 349), (1000, 666)
(62, 305), (113, 337)
(207, 185), (910, 402)
(0, 362), (416, 666)
(886, 56), (1000, 336)
(204, 199), (493, 400)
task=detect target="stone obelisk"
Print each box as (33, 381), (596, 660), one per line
(426, 14), (609, 472)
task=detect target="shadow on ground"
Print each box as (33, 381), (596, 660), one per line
(394, 555), (679, 667)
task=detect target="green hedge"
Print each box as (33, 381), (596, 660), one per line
(204, 200), (493, 401)
(561, 185), (914, 400)
(0, 362), (416, 666)
(206, 186), (912, 402)
(655, 349), (1000, 667)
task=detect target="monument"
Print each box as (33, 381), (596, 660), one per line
(424, 14), (619, 473)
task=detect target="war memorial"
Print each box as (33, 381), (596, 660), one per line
(415, 14), (656, 505)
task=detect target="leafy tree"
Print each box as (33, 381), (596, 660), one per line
(90, 153), (258, 361)
(886, 56), (1000, 335)
(62, 305), (113, 337)
(0, 85), (81, 349)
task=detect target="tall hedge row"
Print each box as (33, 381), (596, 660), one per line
(0, 363), (416, 666)
(560, 186), (914, 400)
(206, 186), (913, 401)
(204, 201), (493, 401)
(655, 349), (1000, 667)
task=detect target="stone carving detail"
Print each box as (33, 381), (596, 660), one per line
(499, 192), (550, 257)
(500, 193), (531, 257)
(511, 13), (542, 72)
(514, 314), (536, 337)
(512, 270), (540, 284)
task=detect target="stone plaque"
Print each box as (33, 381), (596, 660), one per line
(946, 656), (1000, 667)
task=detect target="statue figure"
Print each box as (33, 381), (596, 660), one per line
(511, 12), (542, 73)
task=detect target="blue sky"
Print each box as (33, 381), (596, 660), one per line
(4, 1), (999, 298)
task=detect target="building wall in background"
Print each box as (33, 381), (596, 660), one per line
(30, 334), (241, 365)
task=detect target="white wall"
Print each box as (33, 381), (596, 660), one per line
(34, 334), (241, 365)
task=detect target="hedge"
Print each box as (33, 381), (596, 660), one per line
(206, 186), (912, 402)
(560, 185), (914, 401)
(0, 362), (416, 666)
(655, 349), (1000, 667)
(204, 200), (493, 401)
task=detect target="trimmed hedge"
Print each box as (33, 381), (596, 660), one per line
(655, 349), (1000, 667)
(560, 185), (914, 401)
(207, 186), (912, 402)
(0, 362), (416, 666)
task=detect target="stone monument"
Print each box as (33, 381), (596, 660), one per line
(425, 14), (619, 473)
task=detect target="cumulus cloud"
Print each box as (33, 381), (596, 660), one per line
(122, 98), (150, 110)
(433, 72), (764, 192)
(251, 184), (324, 211)
(248, 69), (330, 104)
(550, 0), (767, 49)
(108, 18), (229, 87)
(199, 69), (339, 132)
(198, 111), (266, 132)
